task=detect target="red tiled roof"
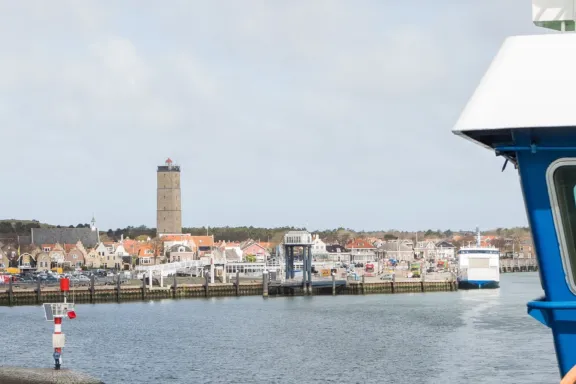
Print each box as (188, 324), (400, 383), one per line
(64, 244), (76, 253)
(345, 239), (375, 249)
(190, 236), (214, 247)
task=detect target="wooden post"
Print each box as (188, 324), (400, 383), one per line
(8, 278), (14, 306)
(141, 275), (146, 300)
(172, 274), (177, 299)
(235, 270), (240, 296)
(204, 273), (210, 297)
(116, 275), (121, 302)
(90, 275), (95, 303)
(332, 273), (336, 296)
(36, 279), (41, 304)
(391, 273), (396, 294)
(361, 274), (365, 295)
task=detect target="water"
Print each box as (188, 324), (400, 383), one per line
(0, 273), (558, 383)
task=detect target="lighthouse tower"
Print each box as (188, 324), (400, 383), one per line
(156, 158), (182, 235)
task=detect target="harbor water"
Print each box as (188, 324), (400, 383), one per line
(0, 273), (557, 383)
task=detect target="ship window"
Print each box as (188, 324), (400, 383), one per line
(549, 162), (576, 290)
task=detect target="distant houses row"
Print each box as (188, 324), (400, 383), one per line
(310, 234), (534, 261)
(0, 228), (275, 273)
(0, 227), (535, 274)
(307, 235), (456, 262)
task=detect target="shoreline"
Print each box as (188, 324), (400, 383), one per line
(0, 280), (458, 307)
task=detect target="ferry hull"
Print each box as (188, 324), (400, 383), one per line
(458, 280), (500, 290)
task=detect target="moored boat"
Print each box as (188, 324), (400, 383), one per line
(457, 228), (500, 289)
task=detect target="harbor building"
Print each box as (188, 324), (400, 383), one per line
(156, 158), (182, 235)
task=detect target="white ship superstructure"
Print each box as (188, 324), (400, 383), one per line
(457, 228), (500, 289)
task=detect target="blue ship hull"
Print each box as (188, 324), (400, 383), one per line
(457, 279), (500, 290)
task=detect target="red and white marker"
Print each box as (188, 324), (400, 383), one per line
(51, 277), (76, 370)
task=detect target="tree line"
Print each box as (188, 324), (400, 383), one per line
(0, 220), (531, 245)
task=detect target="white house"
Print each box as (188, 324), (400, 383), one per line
(115, 244), (130, 257)
(435, 241), (456, 260)
(311, 234), (327, 255)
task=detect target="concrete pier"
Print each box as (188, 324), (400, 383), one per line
(0, 366), (104, 383)
(0, 279), (459, 306)
(499, 258), (539, 273)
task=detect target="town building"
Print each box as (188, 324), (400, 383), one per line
(376, 241), (415, 262)
(311, 234), (327, 255)
(345, 238), (376, 263)
(31, 217), (99, 248)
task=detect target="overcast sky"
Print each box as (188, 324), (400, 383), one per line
(0, 1), (548, 231)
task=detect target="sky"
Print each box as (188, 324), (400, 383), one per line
(0, 1), (549, 231)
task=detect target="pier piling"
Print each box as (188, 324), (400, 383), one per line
(8, 278), (14, 306)
(90, 276), (95, 303)
(172, 274), (177, 299)
(262, 271), (269, 297)
(35, 279), (41, 304)
(235, 270), (240, 296)
(141, 276), (146, 300)
(204, 274), (209, 297)
(115, 276), (121, 302)
(332, 273), (336, 296)
(421, 273), (426, 292)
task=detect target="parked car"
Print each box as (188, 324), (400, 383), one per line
(380, 273), (395, 281)
(45, 275), (59, 283)
(19, 275), (36, 283)
(70, 275), (91, 286)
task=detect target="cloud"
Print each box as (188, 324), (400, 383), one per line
(0, 0), (541, 229)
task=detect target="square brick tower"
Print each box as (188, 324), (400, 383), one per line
(156, 158), (182, 234)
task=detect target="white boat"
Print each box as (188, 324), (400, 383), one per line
(457, 228), (500, 289)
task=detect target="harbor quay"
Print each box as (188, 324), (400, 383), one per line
(499, 258), (538, 273)
(0, 273), (458, 306)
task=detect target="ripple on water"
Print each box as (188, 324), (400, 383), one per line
(0, 273), (558, 383)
